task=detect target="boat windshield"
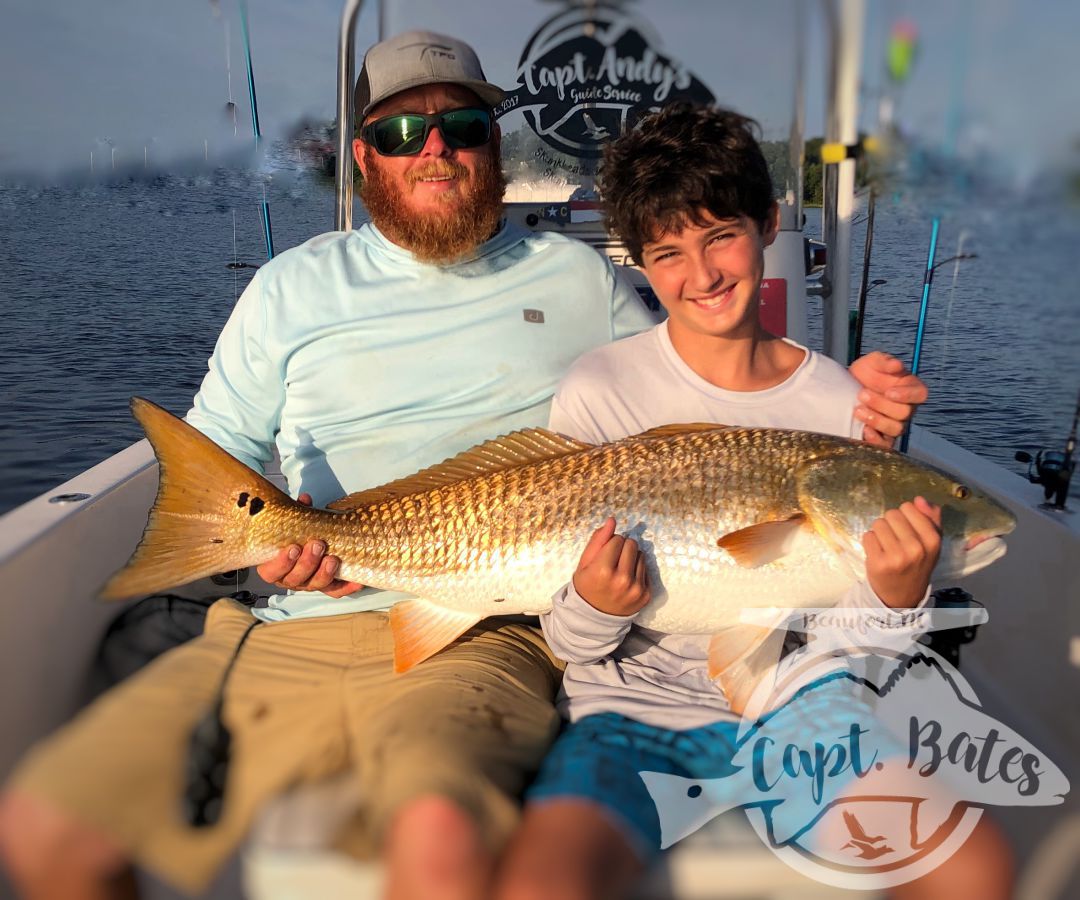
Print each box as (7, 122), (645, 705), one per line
(380, 0), (804, 216)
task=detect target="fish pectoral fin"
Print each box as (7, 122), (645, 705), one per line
(716, 515), (808, 567)
(709, 624), (788, 717)
(389, 601), (481, 674)
(327, 429), (594, 511)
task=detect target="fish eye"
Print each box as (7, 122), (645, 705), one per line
(952, 483), (970, 500)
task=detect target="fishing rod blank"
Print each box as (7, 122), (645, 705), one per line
(899, 218), (940, 454)
(238, 0), (274, 260)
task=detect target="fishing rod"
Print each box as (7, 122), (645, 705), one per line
(896, 219), (939, 452)
(238, 0), (274, 260)
(898, 224), (977, 454)
(224, 19), (238, 136)
(851, 187), (877, 361)
(1016, 389), (1079, 511)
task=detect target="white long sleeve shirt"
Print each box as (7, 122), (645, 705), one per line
(543, 322), (930, 729)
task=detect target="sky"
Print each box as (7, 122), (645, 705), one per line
(1, 0), (1077, 180)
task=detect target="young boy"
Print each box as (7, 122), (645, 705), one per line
(493, 104), (1012, 900)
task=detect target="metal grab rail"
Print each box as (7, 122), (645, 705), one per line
(335, 0), (369, 231)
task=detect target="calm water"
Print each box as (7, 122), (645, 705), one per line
(1, 169), (1078, 514)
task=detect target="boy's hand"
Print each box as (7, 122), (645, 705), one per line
(863, 496), (941, 608)
(257, 493), (365, 598)
(849, 351), (929, 448)
(573, 517), (651, 617)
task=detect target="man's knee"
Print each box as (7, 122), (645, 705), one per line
(383, 796), (492, 900)
(493, 800), (639, 900)
(0, 789), (130, 886)
(388, 795), (481, 847)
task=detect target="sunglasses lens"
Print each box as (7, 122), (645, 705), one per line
(439, 109), (491, 149)
(371, 115), (428, 156)
(365, 109), (492, 156)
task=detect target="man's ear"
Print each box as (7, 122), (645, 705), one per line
(762, 202), (781, 248)
(353, 138), (368, 178)
(491, 121), (502, 157)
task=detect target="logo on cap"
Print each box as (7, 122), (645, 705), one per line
(399, 42), (457, 62)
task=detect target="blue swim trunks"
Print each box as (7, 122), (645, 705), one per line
(527, 673), (903, 859)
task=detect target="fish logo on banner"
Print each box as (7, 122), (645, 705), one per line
(640, 612), (1070, 891)
(496, 1), (715, 164)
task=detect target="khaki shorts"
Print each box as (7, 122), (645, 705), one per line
(9, 599), (563, 894)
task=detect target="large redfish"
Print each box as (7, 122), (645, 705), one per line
(102, 399), (1015, 707)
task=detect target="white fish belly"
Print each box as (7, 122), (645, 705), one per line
(343, 516), (858, 633)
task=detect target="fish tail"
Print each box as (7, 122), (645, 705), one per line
(100, 397), (299, 600)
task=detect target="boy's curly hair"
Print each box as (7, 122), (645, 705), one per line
(598, 103), (775, 265)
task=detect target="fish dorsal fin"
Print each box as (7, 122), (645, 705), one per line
(327, 428), (594, 511)
(634, 422), (730, 440)
(389, 600), (482, 673)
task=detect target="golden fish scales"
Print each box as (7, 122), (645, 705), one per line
(103, 400), (1015, 688)
(316, 428), (819, 596)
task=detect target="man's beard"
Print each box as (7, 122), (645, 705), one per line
(360, 149), (507, 265)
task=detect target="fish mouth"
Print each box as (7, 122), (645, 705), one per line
(963, 535), (1008, 570)
(935, 532), (1010, 579)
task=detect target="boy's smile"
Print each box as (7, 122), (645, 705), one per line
(640, 207), (779, 345)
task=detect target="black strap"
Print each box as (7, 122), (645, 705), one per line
(182, 620), (262, 828)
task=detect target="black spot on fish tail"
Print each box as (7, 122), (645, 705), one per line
(248, 497), (265, 516)
(237, 492), (249, 508)
(210, 539), (224, 544)
(493, 598), (505, 603)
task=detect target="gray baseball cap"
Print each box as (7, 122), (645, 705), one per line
(354, 31), (506, 120)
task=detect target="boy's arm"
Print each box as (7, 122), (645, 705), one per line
(540, 518), (650, 665)
(848, 351), (929, 448)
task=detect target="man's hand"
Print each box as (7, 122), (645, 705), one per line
(849, 351), (929, 448)
(572, 517), (651, 617)
(256, 493), (364, 598)
(864, 496), (941, 609)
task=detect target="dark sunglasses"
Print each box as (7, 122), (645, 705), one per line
(361, 107), (493, 157)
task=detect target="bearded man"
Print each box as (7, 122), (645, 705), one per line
(0, 31), (926, 900)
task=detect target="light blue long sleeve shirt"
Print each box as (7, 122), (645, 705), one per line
(187, 221), (655, 621)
